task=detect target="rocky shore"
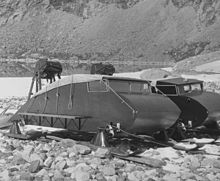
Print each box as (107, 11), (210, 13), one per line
(0, 132), (220, 181)
(0, 96), (26, 110)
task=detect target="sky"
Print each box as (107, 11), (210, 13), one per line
(0, 60), (220, 99)
(0, 77), (32, 98)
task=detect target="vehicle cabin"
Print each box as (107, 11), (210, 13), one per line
(101, 77), (151, 95)
(9, 74), (180, 135)
(153, 77), (203, 96)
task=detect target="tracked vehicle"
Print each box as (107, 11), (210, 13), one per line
(152, 77), (220, 128)
(9, 75), (181, 135)
(8, 60), (181, 136)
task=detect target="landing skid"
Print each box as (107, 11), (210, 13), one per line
(18, 112), (91, 131)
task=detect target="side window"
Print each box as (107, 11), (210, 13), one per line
(143, 83), (150, 94)
(88, 81), (108, 92)
(157, 85), (177, 95)
(191, 84), (202, 91)
(131, 82), (143, 93)
(130, 83), (150, 94)
(183, 85), (190, 92)
(109, 81), (130, 93)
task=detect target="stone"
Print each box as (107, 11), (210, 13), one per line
(39, 152), (47, 161)
(21, 145), (34, 161)
(5, 143), (16, 151)
(59, 151), (69, 157)
(7, 156), (13, 160)
(74, 144), (91, 155)
(61, 139), (77, 148)
(206, 173), (218, 181)
(201, 158), (216, 167)
(0, 159), (6, 164)
(75, 163), (91, 172)
(75, 171), (90, 181)
(0, 170), (10, 181)
(96, 173), (107, 181)
(43, 175), (51, 180)
(63, 172), (71, 178)
(136, 165), (145, 171)
(193, 175), (206, 181)
(109, 175), (119, 181)
(149, 147), (180, 160)
(66, 160), (76, 167)
(19, 172), (34, 181)
(182, 156), (191, 168)
(163, 163), (181, 172)
(35, 168), (48, 177)
(44, 156), (54, 167)
(9, 166), (20, 172)
(53, 170), (64, 181)
(94, 148), (109, 158)
(29, 153), (44, 165)
(42, 144), (51, 152)
(90, 163), (98, 169)
(102, 165), (115, 176)
(55, 156), (64, 162)
(51, 140), (57, 147)
(13, 154), (27, 165)
(88, 158), (102, 165)
(20, 162), (31, 170)
(50, 161), (56, 169)
(117, 175), (126, 181)
(216, 173), (220, 179)
(56, 160), (68, 170)
(127, 172), (139, 181)
(213, 160), (220, 169)
(200, 145), (220, 155)
(29, 160), (41, 173)
(65, 167), (76, 174)
(163, 174), (180, 181)
(67, 147), (78, 155)
(71, 172), (76, 179)
(184, 155), (201, 169)
(180, 172), (196, 180)
(114, 160), (125, 169)
(134, 171), (145, 180)
(124, 163), (136, 172)
(143, 169), (157, 178)
(69, 152), (76, 158)
(48, 172), (54, 178)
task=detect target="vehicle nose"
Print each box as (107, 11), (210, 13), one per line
(121, 94), (181, 134)
(169, 95), (208, 127)
(193, 92), (220, 123)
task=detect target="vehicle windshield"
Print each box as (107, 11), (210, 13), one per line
(108, 80), (150, 94)
(180, 83), (202, 94)
(155, 85), (177, 95)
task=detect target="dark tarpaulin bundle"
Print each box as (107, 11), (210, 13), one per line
(35, 59), (62, 79)
(90, 63), (115, 76)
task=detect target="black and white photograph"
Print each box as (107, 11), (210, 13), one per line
(1, 0), (220, 180)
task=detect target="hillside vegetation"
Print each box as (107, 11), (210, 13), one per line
(0, 0), (220, 75)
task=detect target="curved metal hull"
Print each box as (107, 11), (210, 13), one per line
(121, 94), (180, 134)
(192, 92), (220, 125)
(155, 77), (220, 128)
(169, 91), (220, 127)
(9, 75), (181, 135)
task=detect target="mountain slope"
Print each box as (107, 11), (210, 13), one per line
(0, 0), (220, 69)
